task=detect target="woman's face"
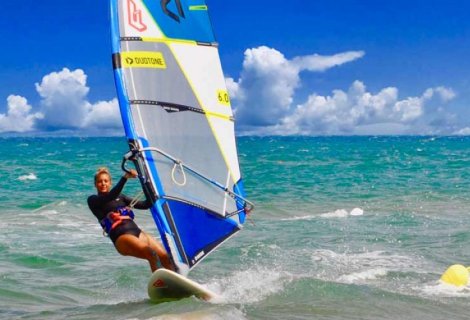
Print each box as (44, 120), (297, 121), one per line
(95, 173), (111, 194)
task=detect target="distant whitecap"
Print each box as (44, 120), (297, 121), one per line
(18, 173), (37, 181)
(320, 209), (349, 218)
(350, 207), (364, 216)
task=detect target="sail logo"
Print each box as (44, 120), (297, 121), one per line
(152, 279), (167, 288)
(161, 0), (185, 23)
(121, 52), (167, 69)
(127, 0), (147, 32)
(193, 250), (205, 263)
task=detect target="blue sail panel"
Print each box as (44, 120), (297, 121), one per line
(167, 200), (240, 267)
(142, 0), (215, 42)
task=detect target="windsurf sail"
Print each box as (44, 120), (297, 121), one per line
(110, 0), (253, 275)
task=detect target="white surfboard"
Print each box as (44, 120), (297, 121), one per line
(147, 269), (216, 302)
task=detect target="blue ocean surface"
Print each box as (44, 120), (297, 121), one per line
(1, 136), (470, 319)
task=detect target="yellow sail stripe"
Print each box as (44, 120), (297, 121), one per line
(206, 111), (233, 122)
(141, 37), (197, 46)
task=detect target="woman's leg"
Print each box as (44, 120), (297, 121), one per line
(114, 234), (160, 272)
(139, 231), (174, 271)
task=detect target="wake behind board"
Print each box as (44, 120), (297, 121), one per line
(148, 269), (216, 302)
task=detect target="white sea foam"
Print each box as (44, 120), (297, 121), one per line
(281, 207), (364, 220)
(350, 207), (364, 216)
(312, 249), (418, 285)
(320, 209), (349, 218)
(339, 268), (388, 283)
(320, 207), (364, 218)
(37, 209), (58, 216)
(421, 281), (470, 298)
(32, 201), (68, 213)
(18, 173), (37, 181)
(57, 222), (84, 228)
(280, 214), (316, 221)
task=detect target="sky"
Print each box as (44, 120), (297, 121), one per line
(1, 0), (470, 136)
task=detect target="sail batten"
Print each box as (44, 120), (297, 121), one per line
(110, 0), (251, 275)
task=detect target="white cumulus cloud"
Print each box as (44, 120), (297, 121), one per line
(0, 68), (122, 135)
(35, 68), (90, 129)
(0, 95), (43, 133)
(35, 68), (121, 133)
(227, 46), (461, 136)
(83, 99), (120, 129)
(228, 46), (365, 130)
(278, 81), (456, 135)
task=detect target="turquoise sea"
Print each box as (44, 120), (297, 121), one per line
(1, 136), (470, 319)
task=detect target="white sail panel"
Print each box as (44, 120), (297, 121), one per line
(169, 43), (233, 117)
(207, 115), (242, 182)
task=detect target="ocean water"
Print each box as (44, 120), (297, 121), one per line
(1, 136), (470, 320)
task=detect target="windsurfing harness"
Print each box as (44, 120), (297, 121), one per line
(100, 206), (135, 235)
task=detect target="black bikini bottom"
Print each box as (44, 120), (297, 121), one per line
(109, 219), (142, 244)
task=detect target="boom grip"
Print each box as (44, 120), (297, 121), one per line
(121, 151), (135, 174)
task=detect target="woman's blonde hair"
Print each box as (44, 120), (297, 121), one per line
(94, 167), (111, 183)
